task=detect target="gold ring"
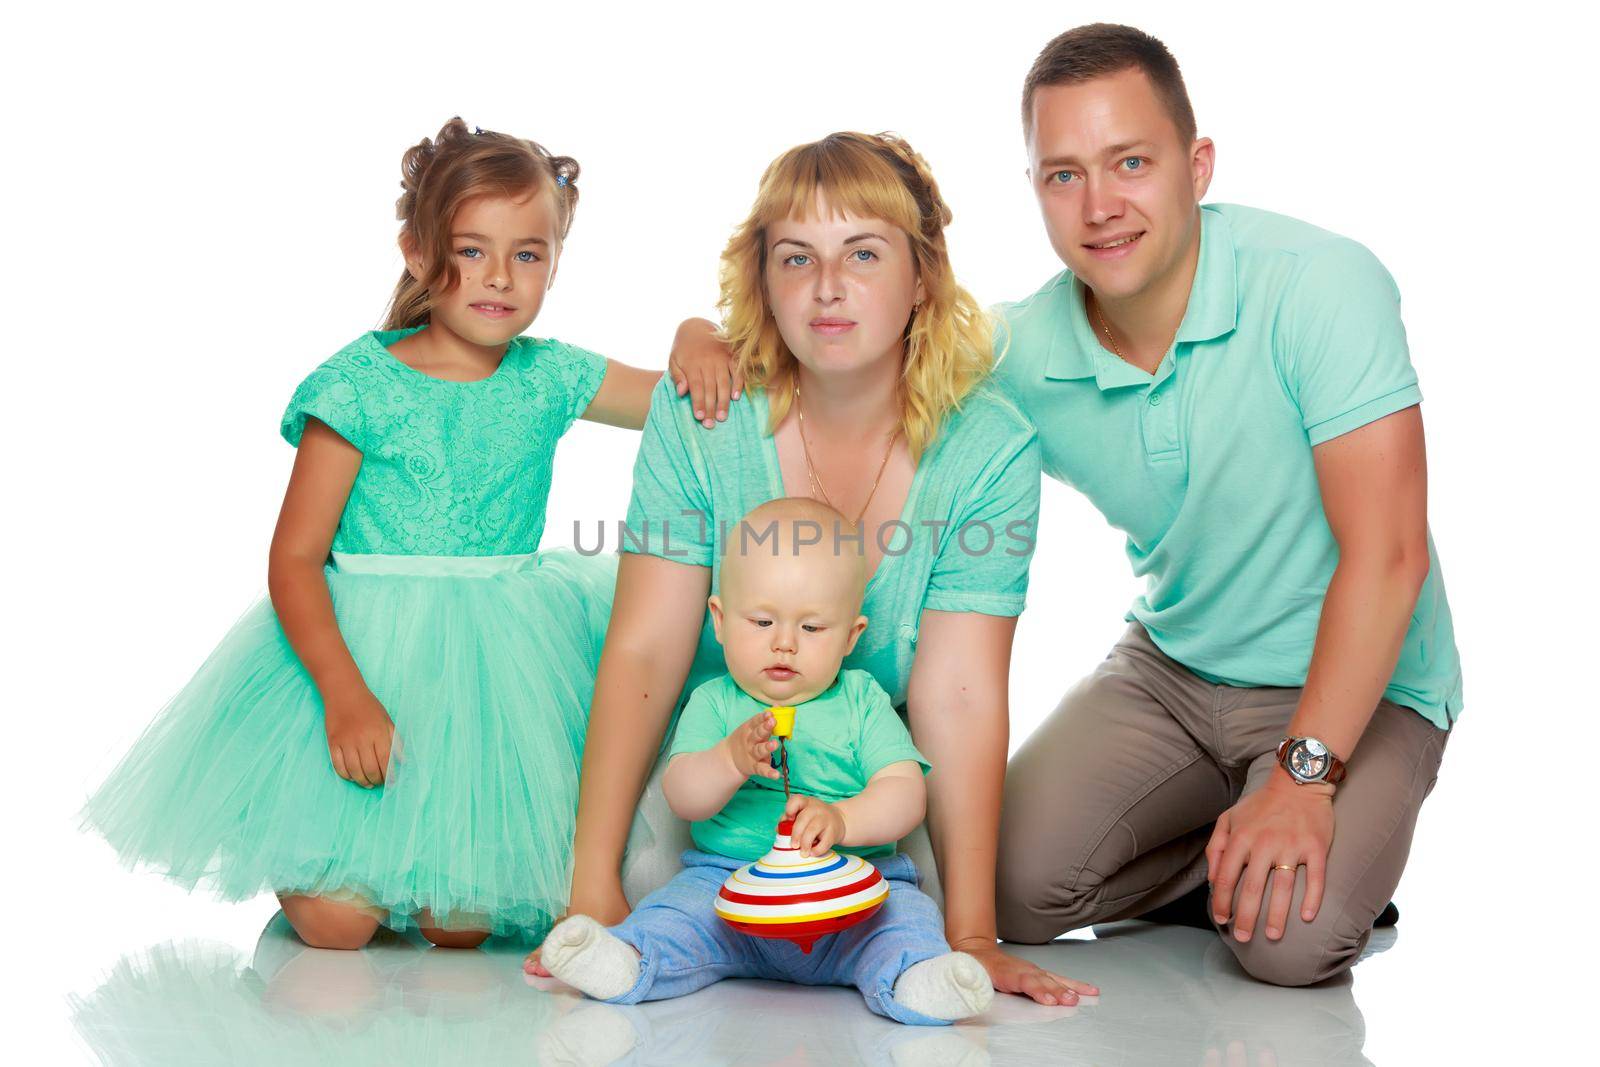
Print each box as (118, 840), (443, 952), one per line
(1271, 864), (1298, 873)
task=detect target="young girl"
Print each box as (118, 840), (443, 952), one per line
(81, 118), (732, 950)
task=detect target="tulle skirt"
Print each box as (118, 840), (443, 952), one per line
(80, 548), (618, 938)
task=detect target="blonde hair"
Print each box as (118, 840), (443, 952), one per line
(716, 132), (993, 460)
(383, 117), (580, 331)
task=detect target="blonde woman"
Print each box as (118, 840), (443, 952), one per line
(531, 132), (1097, 1006)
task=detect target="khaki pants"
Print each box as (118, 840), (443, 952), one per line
(996, 623), (1449, 986)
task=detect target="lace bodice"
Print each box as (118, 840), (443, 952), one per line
(280, 327), (609, 556)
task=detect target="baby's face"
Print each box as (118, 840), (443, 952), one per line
(709, 547), (868, 706)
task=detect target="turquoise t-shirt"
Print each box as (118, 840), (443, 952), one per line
(994, 204), (1463, 728)
(666, 669), (931, 861)
(622, 375), (1042, 710)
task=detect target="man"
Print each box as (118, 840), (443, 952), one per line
(992, 23), (1461, 986)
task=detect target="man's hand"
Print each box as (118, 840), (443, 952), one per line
(954, 939), (1100, 1006)
(1206, 769), (1336, 941)
(784, 794), (845, 857)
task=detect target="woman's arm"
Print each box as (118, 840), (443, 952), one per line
(906, 608), (1099, 1006)
(267, 419), (394, 788)
(566, 552), (712, 921)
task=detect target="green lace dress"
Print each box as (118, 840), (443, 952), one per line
(82, 327), (620, 937)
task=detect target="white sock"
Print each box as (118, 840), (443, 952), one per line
(891, 952), (994, 1021)
(537, 1002), (641, 1066)
(889, 1031), (989, 1067)
(540, 915), (641, 1001)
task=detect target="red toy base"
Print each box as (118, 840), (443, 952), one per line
(721, 902), (886, 954)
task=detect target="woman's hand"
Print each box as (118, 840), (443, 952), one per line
(784, 794), (846, 857)
(1205, 769), (1336, 942)
(953, 938), (1100, 1006)
(322, 684), (395, 788)
(522, 882), (633, 976)
(721, 710), (781, 781)
(666, 317), (741, 429)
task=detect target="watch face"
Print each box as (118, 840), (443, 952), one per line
(1288, 738), (1329, 781)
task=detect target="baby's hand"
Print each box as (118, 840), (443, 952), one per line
(785, 794), (846, 857)
(322, 684), (396, 789)
(721, 710), (782, 781)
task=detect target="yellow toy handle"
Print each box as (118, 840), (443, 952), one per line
(769, 706), (797, 739)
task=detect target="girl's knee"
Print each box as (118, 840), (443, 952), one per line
(416, 907), (490, 949)
(279, 894), (381, 950)
(419, 926), (490, 949)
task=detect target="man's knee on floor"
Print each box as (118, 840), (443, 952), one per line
(1226, 924), (1364, 988)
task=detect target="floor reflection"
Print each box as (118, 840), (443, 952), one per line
(69, 914), (1381, 1065)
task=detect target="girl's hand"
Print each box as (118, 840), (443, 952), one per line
(953, 939), (1100, 1006)
(784, 794), (845, 857)
(720, 710), (781, 781)
(667, 318), (741, 429)
(322, 685), (396, 788)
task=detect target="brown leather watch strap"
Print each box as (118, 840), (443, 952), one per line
(1276, 737), (1347, 785)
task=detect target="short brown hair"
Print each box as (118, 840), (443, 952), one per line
(383, 117), (580, 331)
(1021, 24), (1197, 145)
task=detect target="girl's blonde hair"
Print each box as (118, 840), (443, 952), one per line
(717, 132), (993, 460)
(383, 117), (580, 331)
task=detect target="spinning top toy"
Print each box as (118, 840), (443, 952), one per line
(714, 816), (889, 953)
(714, 703), (888, 951)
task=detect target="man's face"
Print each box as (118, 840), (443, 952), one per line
(1026, 67), (1213, 301)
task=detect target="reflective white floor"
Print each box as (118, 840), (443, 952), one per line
(67, 914), (1393, 1066)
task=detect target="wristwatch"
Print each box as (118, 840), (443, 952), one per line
(1275, 736), (1347, 785)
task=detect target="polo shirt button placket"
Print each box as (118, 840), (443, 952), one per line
(1141, 374), (1181, 460)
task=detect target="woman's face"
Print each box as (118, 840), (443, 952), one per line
(763, 198), (926, 378)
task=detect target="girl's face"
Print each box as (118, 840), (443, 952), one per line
(409, 188), (560, 347)
(763, 198), (925, 379)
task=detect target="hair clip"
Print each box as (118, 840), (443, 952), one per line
(556, 174), (569, 188)
(473, 125), (483, 135)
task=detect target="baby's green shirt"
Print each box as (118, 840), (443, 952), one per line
(667, 670), (930, 861)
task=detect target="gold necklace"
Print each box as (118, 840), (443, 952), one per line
(1090, 291), (1124, 360)
(794, 385), (899, 527)
(1092, 291), (1170, 376)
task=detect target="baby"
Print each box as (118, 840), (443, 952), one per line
(543, 497), (994, 1025)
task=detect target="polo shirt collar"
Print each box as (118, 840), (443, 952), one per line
(1043, 206), (1238, 387)
(1176, 207), (1238, 344)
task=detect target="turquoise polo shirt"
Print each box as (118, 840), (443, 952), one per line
(995, 203), (1463, 729)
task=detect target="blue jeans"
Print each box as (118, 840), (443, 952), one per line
(607, 849), (955, 1026)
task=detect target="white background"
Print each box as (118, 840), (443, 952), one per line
(6, 0), (1595, 1060)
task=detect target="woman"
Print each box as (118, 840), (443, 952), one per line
(534, 132), (1096, 1005)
